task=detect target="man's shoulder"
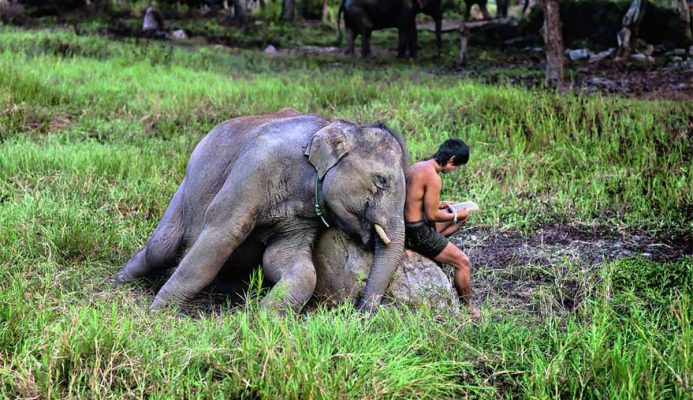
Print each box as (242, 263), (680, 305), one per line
(407, 161), (441, 184)
(408, 161), (433, 174)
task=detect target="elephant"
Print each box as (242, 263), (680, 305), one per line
(117, 109), (409, 313)
(338, 0), (444, 58)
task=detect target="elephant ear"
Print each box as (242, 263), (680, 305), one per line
(305, 121), (354, 179)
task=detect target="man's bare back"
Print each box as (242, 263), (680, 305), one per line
(404, 160), (443, 223)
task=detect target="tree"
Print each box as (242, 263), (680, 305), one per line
(538, 0), (564, 85)
(615, 0), (647, 61)
(281, 0), (294, 21)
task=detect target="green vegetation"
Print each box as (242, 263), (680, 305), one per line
(0, 26), (691, 398)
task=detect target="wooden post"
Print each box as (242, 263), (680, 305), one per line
(457, 20), (469, 67)
(538, 0), (564, 85)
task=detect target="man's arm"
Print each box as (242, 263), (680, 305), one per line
(423, 175), (468, 222)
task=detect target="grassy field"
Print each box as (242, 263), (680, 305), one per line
(0, 26), (692, 398)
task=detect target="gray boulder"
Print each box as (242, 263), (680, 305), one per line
(313, 229), (459, 311)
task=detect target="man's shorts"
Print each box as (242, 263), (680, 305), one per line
(404, 220), (449, 259)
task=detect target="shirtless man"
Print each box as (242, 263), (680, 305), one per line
(404, 139), (480, 318)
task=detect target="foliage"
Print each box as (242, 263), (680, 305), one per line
(0, 26), (691, 398)
(610, 257), (693, 309)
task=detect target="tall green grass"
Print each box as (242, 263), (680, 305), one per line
(2, 28), (690, 235)
(0, 26), (691, 398)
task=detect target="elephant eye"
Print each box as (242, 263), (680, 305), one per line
(373, 174), (390, 190)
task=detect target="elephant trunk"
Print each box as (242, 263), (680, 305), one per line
(356, 218), (405, 313)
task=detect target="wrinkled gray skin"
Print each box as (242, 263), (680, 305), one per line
(117, 109), (408, 313)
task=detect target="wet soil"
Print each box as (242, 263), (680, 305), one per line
(450, 225), (692, 313)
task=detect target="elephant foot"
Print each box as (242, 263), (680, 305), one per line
(115, 267), (134, 284)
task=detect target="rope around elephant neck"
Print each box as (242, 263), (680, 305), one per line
(315, 174), (330, 228)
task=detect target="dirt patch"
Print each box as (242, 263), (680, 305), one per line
(450, 225), (692, 313)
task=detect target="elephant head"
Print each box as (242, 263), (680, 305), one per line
(305, 120), (409, 312)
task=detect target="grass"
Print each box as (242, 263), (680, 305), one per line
(0, 25), (692, 398)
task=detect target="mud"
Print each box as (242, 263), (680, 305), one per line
(449, 225), (692, 314)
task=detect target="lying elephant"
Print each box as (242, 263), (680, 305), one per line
(117, 109), (408, 313)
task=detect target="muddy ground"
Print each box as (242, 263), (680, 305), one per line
(453, 225), (692, 314)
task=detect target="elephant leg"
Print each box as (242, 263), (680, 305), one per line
(397, 28), (407, 58)
(346, 28), (356, 55)
(479, 0), (491, 19)
(497, 0), (508, 18)
(408, 21), (418, 59)
(260, 233), (317, 313)
(149, 184), (258, 311)
(361, 29), (372, 57)
(117, 181), (186, 283)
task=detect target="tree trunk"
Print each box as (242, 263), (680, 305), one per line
(281, 0), (295, 21)
(678, 0), (692, 44)
(615, 0), (647, 61)
(539, 0), (564, 85)
(321, 0), (329, 23)
(233, 0), (246, 23)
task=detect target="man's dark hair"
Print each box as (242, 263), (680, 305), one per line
(432, 139), (469, 166)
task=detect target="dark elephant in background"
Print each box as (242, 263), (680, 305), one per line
(338, 0), (445, 58)
(117, 109), (409, 314)
(338, 0), (418, 58)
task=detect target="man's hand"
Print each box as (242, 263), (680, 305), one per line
(438, 200), (454, 209)
(455, 208), (469, 224)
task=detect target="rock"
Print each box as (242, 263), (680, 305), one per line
(566, 48), (591, 61)
(313, 229), (459, 312)
(589, 48), (615, 63)
(263, 44), (278, 54)
(635, 39), (655, 56)
(671, 56), (683, 63)
(523, 47), (544, 53)
(664, 48), (687, 57)
(689, 45), (693, 57)
(629, 53), (655, 66)
(171, 29), (188, 40)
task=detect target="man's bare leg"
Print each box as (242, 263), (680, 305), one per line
(434, 243), (480, 319)
(435, 219), (466, 237)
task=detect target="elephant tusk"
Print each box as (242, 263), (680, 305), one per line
(373, 224), (391, 245)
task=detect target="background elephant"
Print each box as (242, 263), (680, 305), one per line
(339, 0), (445, 58)
(117, 109), (409, 313)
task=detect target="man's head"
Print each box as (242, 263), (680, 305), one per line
(432, 138), (469, 173)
